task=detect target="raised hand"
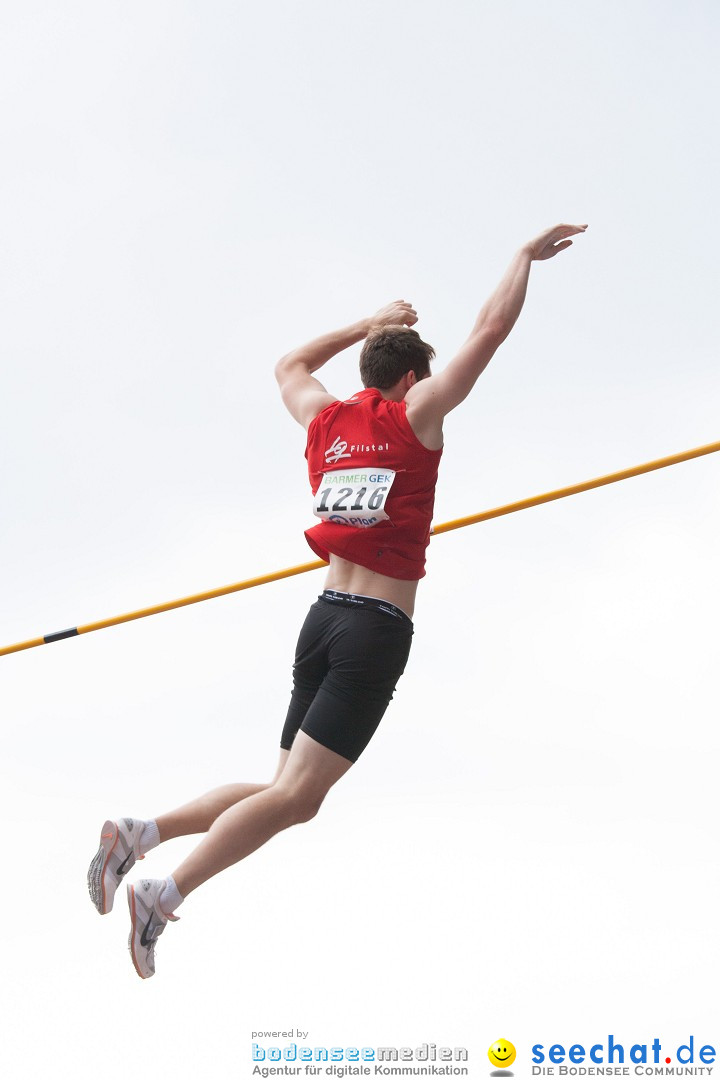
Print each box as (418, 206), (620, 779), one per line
(369, 300), (418, 329)
(525, 223), (588, 261)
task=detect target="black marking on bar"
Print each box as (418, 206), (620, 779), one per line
(44, 627), (79, 644)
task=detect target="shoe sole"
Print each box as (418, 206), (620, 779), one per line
(127, 884), (151, 979)
(87, 820), (119, 915)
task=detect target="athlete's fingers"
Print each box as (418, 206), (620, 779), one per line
(560, 224), (587, 236)
(394, 301), (417, 321)
(371, 300), (419, 329)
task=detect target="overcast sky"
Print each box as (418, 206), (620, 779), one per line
(2, 2), (719, 1077)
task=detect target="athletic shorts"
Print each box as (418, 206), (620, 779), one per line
(280, 589), (414, 763)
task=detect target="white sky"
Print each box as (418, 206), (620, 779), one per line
(2, 2), (719, 1077)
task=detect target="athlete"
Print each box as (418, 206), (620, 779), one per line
(87, 223), (587, 978)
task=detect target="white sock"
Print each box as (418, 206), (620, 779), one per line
(138, 819), (160, 856)
(160, 875), (184, 916)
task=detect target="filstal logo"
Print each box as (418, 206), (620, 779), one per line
(489, 1040), (516, 1076)
(325, 438), (351, 465)
(324, 437), (391, 465)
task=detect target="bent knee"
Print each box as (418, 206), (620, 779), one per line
(278, 787), (325, 825)
(293, 793), (325, 824)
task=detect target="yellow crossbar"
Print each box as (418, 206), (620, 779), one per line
(2, 438), (718, 658)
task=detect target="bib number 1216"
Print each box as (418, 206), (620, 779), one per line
(313, 468), (396, 528)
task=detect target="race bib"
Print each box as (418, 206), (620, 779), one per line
(313, 468), (396, 528)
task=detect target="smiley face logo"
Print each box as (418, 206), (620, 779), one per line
(488, 1039), (516, 1070)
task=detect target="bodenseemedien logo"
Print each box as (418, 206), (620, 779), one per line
(251, 1041), (470, 1076)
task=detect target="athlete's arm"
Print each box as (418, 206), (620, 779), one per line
(275, 301), (418, 429)
(405, 224), (587, 442)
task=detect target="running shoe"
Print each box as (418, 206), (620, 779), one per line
(127, 878), (179, 979)
(87, 817), (146, 915)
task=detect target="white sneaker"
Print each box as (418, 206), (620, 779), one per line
(127, 878), (179, 979)
(87, 818), (146, 915)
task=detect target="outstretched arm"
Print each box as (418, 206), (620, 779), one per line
(275, 300), (417, 429)
(405, 224), (587, 442)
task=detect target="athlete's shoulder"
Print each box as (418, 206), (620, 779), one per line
(307, 395), (343, 432)
(310, 389), (378, 427)
(344, 388), (382, 406)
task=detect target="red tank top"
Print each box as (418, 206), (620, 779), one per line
(304, 388), (443, 580)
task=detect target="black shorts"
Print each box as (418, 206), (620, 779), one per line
(280, 590), (414, 763)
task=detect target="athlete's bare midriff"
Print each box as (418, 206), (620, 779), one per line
(323, 554), (419, 620)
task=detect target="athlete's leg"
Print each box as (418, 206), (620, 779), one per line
(89, 751), (292, 915)
(136, 602), (326, 853)
(171, 732), (351, 897)
(154, 750), (290, 842)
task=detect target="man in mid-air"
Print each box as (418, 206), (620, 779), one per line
(88, 223), (586, 977)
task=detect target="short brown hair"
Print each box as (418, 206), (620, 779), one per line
(359, 326), (435, 390)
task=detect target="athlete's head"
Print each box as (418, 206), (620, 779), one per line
(359, 326), (435, 391)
